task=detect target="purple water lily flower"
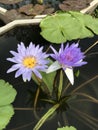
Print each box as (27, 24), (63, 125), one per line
(7, 42), (49, 81)
(47, 43), (87, 85)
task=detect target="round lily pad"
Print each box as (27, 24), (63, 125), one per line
(0, 105), (14, 130)
(0, 79), (17, 106)
(40, 11), (98, 44)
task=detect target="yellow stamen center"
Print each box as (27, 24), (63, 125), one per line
(23, 57), (37, 68)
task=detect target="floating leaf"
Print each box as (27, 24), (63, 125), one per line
(0, 79), (17, 106)
(0, 105), (14, 130)
(0, 80), (17, 130)
(57, 126), (77, 130)
(40, 11), (98, 44)
(69, 11), (98, 35)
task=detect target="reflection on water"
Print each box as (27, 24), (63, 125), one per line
(0, 26), (98, 130)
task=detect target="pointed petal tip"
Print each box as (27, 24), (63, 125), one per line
(64, 67), (74, 85)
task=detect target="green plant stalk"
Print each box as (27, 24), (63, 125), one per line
(72, 92), (98, 103)
(32, 73), (42, 85)
(58, 70), (63, 100)
(84, 40), (98, 54)
(71, 75), (98, 94)
(62, 82), (71, 96)
(33, 103), (60, 130)
(34, 87), (40, 108)
(71, 107), (98, 128)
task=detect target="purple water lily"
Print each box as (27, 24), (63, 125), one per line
(7, 42), (49, 81)
(47, 43), (87, 85)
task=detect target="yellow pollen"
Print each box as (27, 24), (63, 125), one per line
(23, 57), (36, 68)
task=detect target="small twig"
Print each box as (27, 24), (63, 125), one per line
(69, 98), (98, 104)
(14, 107), (33, 110)
(10, 122), (34, 130)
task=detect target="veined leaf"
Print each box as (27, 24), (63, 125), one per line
(40, 11), (98, 44)
(0, 80), (17, 130)
(0, 105), (14, 130)
(0, 80), (17, 106)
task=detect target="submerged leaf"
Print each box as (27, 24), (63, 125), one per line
(40, 11), (98, 44)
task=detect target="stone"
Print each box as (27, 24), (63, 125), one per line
(0, 0), (23, 4)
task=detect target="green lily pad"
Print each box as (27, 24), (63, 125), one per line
(57, 126), (77, 130)
(0, 105), (14, 130)
(0, 80), (17, 130)
(69, 11), (98, 35)
(0, 79), (17, 106)
(40, 11), (98, 44)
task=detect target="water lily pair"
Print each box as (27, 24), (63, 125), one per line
(7, 42), (87, 85)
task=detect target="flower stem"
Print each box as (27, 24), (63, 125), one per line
(33, 87), (41, 120)
(58, 70), (63, 100)
(33, 103), (60, 130)
(62, 82), (71, 96)
(62, 112), (69, 126)
(71, 92), (98, 103)
(34, 87), (40, 108)
(71, 75), (98, 94)
(84, 40), (98, 54)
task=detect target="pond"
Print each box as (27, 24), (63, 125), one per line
(0, 25), (98, 130)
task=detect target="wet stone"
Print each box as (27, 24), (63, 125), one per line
(0, 0), (23, 4)
(4, 9), (32, 22)
(59, 0), (93, 11)
(43, 8), (55, 14)
(18, 4), (45, 16)
(18, 4), (33, 15)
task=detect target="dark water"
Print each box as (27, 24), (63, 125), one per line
(0, 26), (98, 130)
